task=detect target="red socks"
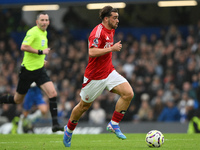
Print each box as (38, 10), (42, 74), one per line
(67, 120), (78, 131)
(111, 111), (124, 123)
(67, 111), (124, 131)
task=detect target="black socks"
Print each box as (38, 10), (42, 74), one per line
(0, 95), (15, 104)
(49, 97), (59, 126)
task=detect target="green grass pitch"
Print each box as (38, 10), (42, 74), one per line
(0, 133), (199, 150)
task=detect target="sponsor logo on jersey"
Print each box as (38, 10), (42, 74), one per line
(92, 38), (98, 47)
(104, 42), (113, 48)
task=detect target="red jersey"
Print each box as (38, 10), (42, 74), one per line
(84, 23), (115, 80)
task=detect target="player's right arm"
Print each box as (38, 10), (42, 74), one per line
(89, 47), (111, 57)
(89, 41), (122, 57)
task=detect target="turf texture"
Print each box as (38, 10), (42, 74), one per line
(0, 133), (199, 150)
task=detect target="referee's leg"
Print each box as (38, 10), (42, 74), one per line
(40, 81), (63, 132)
(0, 92), (25, 104)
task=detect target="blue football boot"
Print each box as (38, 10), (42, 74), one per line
(107, 121), (126, 140)
(63, 126), (72, 147)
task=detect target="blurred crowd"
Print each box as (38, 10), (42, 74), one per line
(1, 9), (200, 126)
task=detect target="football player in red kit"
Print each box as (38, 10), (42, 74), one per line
(63, 5), (134, 147)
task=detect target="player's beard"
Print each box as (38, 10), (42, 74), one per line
(108, 20), (118, 29)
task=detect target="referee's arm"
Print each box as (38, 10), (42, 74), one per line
(21, 44), (50, 55)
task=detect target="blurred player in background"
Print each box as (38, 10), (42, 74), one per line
(187, 109), (200, 133)
(63, 6), (134, 147)
(17, 82), (48, 134)
(0, 13), (63, 132)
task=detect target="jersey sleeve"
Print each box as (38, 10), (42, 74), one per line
(22, 30), (35, 46)
(88, 26), (103, 48)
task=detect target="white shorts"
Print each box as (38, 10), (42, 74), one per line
(80, 70), (127, 103)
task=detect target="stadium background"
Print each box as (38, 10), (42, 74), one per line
(0, 0), (200, 134)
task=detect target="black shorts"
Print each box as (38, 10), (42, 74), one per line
(16, 66), (51, 94)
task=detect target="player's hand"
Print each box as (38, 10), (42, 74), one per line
(111, 41), (122, 52)
(42, 48), (51, 54)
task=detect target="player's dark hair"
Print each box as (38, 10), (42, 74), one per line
(37, 12), (48, 20)
(99, 6), (118, 20)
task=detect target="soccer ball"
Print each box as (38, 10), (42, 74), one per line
(145, 130), (164, 148)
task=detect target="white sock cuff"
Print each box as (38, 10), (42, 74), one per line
(111, 120), (119, 125)
(67, 128), (73, 133)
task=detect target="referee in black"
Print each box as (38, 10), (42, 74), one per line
(0, 13), (63, 132)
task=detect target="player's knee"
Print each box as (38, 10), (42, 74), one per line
(122, 90), (134, 101)
(40, 106), (48, 115)
(129, 91), (134, 100)
(41, 108), (48, 115)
